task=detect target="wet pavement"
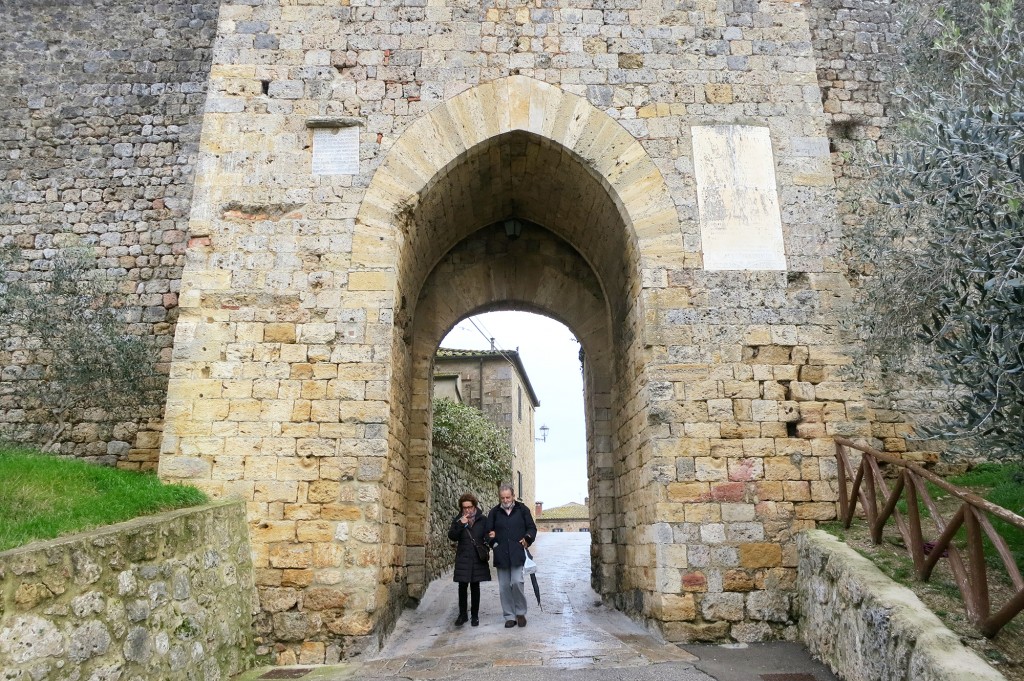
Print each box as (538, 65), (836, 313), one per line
(236, 533), (841, 681)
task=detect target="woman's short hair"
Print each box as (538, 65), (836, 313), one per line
(459, 492), (479, 507)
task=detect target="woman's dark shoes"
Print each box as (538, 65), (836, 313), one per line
(504, 620), (517, 628)
(471, 617), (479, 626)
(454, 613), (468, 626)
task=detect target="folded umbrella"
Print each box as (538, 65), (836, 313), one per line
(525, 548), (542, 610)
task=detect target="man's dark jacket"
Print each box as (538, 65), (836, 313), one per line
(487, 501), (537, 568)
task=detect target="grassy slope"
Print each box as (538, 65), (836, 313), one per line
(950, 463), (1024, 570)
(0, 445), (207, 552)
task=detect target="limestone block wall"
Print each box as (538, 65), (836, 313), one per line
(0, 0), (220, 465)
(0, 0), (928, 658)
(809, 0), (941, 451)
(797, 530), (1006, 681)
(0, 502), (255, 681)
(154, 0), (877, 654)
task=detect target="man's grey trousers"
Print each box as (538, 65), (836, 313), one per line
(496, 565), (527, 620)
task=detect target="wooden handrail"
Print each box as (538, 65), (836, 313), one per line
(834, 436), (1024, 638)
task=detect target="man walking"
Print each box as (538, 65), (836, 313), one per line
(487, 483), (537, 628)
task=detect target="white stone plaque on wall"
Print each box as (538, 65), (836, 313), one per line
(692, 125), (787, 271)
(311, 126), (360, 175)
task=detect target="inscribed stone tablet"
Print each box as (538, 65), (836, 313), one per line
(312, 127), (359, 175)
(692, 125), (787, 271)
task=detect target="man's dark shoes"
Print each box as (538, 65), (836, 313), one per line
(471, 617), (479, 626)
(504, 620), (517, 628)
(455, 614), (468, 626)
(516, 615), (527, 627)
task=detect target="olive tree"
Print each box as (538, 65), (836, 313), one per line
(0, 246), (154, 451)
(856, 1), (1024, 456)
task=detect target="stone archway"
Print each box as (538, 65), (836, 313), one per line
(354, 76), (682, 620)
(161, 56), (867, 656)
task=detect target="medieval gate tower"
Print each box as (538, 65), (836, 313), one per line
(2, 0), (900, 665)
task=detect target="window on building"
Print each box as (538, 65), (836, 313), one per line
(517, 386), (522, 422)
(517, 470), (523, 501)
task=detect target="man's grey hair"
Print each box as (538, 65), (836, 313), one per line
(499, 483), (515, 496)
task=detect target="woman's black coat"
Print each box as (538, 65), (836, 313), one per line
(447, 508), (492, 583)
(487, 501), (537, 569)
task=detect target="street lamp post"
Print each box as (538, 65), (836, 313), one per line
(536, 424), (549, 442)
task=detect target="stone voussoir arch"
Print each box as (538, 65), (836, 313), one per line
(353, 75), (680, 277)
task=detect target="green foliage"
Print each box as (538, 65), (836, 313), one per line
(0, 443), (207, 551)
(952, 462), (1024, 569)
(0, 245), (155, 450)
(432, 397), (513, 483)
(889, 462), (1022, 572)
(854, 0), (1024, 457)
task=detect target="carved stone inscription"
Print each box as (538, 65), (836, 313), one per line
(692, 125), (787, 271)
(312, 127), (359, 175)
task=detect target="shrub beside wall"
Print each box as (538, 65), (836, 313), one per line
(0, 501), (255, 680)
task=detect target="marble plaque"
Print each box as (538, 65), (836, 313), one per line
(692, 125), (787, 271)
(312, 126), (359, 175)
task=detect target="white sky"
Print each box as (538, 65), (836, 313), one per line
(439, 311), (589, 509)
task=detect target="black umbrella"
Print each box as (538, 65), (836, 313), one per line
(525, 548), (542, 610)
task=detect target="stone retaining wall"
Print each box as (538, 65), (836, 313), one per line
(0, 501), (256, 681)
(796, 530), (1006, 681)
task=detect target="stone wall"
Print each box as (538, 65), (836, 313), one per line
(0, 0), (943, 658)
(808, 0), (945, 452)
(0, 501), (255, 681)
(796, 530), (1006, 681)
(157, 0), (876, 652)
(537, 520), (591, 533)
(0, 0), (219, 465)
(427, 447), (499, 584)
(0, 1), (926, 467)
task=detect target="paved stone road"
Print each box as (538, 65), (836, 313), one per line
(236, 533), (840, 681)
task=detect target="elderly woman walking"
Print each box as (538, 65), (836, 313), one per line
(447, 492), (491, 626)
(486, 482), (537, 628)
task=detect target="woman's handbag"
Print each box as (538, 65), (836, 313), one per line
(466, 527), (490, 562)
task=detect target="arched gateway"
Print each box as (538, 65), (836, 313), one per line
(358, 76), (680, 607)
(162, 45), (870, 664)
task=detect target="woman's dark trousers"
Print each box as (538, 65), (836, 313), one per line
(458, 581), (480, 617)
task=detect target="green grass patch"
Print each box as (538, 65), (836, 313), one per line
(0, 444), (208, 552)
(951, 462), (1024, 571)
(860, 462), (1024, 574)
(895, 480), (947, 518)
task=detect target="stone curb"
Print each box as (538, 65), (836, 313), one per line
(0, 499), (243, 557)
(796, 530), (1006, 681)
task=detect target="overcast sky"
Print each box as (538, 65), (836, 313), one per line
(440, 311), (589, 509)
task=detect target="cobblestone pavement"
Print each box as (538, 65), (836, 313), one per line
(236, 534), (840, 681)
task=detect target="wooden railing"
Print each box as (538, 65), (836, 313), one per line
(834, 436), (1024, 637)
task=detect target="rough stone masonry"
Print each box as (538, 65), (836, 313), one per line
(1, 0), (911, 664)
